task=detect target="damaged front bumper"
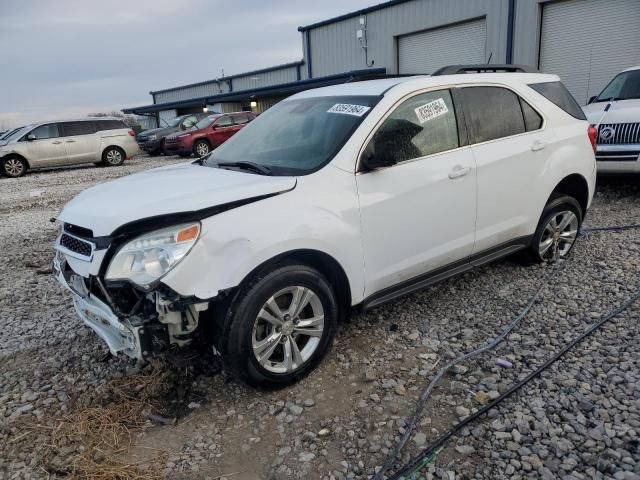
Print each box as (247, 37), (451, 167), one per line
(53, 243), (209, 361)
(54, 250), (142, 358)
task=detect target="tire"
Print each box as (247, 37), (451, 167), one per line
(525, 194), (582, 263)
(222, 264), (338, 388)
(1, 156), (28, 178)
(102, 146), (125, 167)
(193, 140), (211, 158)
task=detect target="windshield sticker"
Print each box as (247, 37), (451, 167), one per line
(414, 98), (449, 124)
(327, 103), (371, 117)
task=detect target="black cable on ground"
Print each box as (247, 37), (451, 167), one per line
(387, 285), (640, 480)
(372, 263), (562, 480)
(374, 222), (640, 479)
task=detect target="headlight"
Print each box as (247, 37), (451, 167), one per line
(105, 222), (200, 287)
(148, 134), (157, 141)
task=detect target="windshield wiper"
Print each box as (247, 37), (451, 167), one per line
(216, 161), (272, 176)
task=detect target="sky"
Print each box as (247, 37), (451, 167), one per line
(0, 0), (376, 128)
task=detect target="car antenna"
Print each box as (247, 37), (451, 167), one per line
(594, 97), (616, 131)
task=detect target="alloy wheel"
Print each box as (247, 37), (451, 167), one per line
(105, 149), (122, 165)
(196, 142), (210, 157)
(251, 286), (324, 374)
(538, 210), (579, 261)
(4, 158), (24, 177)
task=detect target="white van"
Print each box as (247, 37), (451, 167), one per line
(0, 117), (140, 177)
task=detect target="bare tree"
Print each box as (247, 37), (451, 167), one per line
(87, 111), (139, 127)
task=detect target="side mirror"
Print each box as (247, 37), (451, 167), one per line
(587, 96), (597, 104)
(26, 133), (37, 141)
(360, 147), (396, 171)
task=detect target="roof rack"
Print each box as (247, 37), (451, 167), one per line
(432, 64), (539, 76)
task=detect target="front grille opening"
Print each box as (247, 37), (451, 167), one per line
(60, 233), (92, 257)
(64, 223), (94, 238)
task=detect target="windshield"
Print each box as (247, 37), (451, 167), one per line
(195, 115), (219, 130)
(168, 116), (184, 128)
(205, 95), (380, 175)
(2, 125), (30, 141)
(595, 70), (640, 102)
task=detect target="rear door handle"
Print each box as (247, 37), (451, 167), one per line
(448, 164), (470, 179)
(66, 139), (76, 143)
(52, 140), (62, 144)
(531, 140), (546, 151)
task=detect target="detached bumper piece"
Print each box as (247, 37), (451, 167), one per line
(53, 251), (208, 360)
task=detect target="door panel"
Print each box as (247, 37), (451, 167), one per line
(60, 121), (100, 163)
(20, 124), (67, 167)
(356, 88), (476, 297)
(458, 86), (551, 253)
(357, 149), (477, 296)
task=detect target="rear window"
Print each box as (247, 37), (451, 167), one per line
(96, 119), (126, 131)
(528, 81), (586, 120)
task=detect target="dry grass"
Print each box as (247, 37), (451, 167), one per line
(9, 363), (176, 479)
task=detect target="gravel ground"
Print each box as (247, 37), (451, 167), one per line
(0, 158), (639, 480)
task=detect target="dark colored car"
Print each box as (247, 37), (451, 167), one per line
(164, 112), (257, 157)
(136, 113), (208, 155)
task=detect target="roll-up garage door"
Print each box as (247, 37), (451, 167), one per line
(398, 18), (487, 74)
(539, 0), (640, 105)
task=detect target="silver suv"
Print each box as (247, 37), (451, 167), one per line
(0, 118), (140, 178)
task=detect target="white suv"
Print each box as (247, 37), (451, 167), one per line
(53, 66), (596, 387)
(583, 66), (640, 173)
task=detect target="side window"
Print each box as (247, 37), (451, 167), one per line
(215, 115), (233, 127)
(28, 124), (60, 140)
(182, 116), (198, 128)
(519, 98), (543, 132)
(232, 114), (250, 125)
(368, 89), (459, 164)
(96, 120), (126, 131)
(61, 121), (96, 136)
(461, 87), (525, 143)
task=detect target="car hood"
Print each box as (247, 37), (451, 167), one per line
(583, 99), (640, 124)
(58, 162), (296, 236)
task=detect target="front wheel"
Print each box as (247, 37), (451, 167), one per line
(193, 140), (211, 158)
(1, 156), (28, 178)
(528, 195), (582, 263)
(222, 264), (338, 388)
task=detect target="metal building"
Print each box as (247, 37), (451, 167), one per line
(123, 0), (640, 126)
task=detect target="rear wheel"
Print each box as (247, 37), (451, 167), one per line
(527, 195), (582, 263)
(193, 140), (211, 158)
(1, 156), (28, 178)
(102, 146), (125, 167)
(222, 264), (338, 388)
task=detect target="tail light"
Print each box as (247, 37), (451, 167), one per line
(128, 130), (135, 137)
(587, 125), (597, 153)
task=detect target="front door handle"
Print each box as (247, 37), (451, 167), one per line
(448, 164), (470, 179)
(531, 140), (546, 151)
(66, 139), (76, 143)
(52, 140), (62, 144)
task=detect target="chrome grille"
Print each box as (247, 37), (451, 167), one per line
(60, 233), (92, 257)
(597, 123), (640, 145)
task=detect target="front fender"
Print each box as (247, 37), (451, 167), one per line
(161, 166), (365, 304)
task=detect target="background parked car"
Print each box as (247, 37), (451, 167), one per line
(583, 66), (640, 174)
(164, 112), (257, 157)
(0, 118), (139, 178)
(136, 113), (209, 155)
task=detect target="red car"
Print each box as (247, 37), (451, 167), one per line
(164, 112), (257, 157)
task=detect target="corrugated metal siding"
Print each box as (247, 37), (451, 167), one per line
(398, 18), (487, 74)
(153, 65), (302, 104)
(232, 65), (300, 91)
(539, 0), (640, 104)
(158, 109), (177, 126)
(306, 0), (508, 77)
